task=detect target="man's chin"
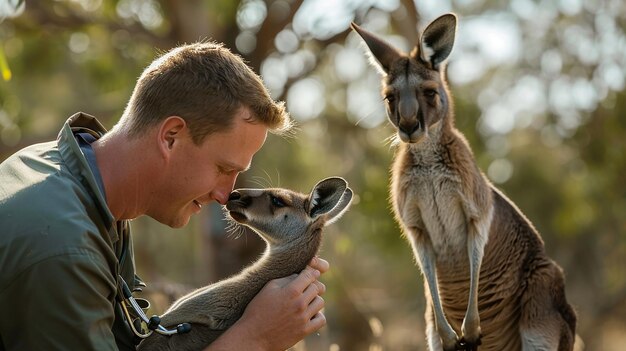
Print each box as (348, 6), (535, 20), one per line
(170, 215), (192, 228)
(147, 205), (196, 228)
(153, 214), (191, 229)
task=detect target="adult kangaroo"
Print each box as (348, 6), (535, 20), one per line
(352, 14), (576, 351)
(137, 177), (353, 351)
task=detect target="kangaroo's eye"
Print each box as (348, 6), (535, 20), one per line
(423, 89), (437, 98)
(384, 94), (396, 104)
(271, 195), (286, 208)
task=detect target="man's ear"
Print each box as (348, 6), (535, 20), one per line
(157, 116), (187, 157)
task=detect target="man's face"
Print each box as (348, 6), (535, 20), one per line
(149, 108), (268, 228)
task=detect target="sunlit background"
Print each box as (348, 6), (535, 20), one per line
(1, 0), (625, 350)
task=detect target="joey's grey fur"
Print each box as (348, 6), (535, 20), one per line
(137, 177), (353, 351)
(352, 14), (576, 351)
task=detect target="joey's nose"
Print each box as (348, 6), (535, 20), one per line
(228, 191), (241, 201)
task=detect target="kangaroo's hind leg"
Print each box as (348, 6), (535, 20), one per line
(519, 261), (576, 351)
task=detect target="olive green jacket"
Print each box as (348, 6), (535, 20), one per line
(0, 113), (141, 350)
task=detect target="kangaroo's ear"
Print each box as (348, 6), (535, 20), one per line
(351, 22), (402, 75)
(417, 13), (457, 70)
(307, 177), (350, 220)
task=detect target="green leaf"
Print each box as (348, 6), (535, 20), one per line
(0, 46), (11, 81)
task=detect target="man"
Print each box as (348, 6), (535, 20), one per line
(0, 42), (328, 350)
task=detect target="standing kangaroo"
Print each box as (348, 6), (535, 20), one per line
(137, 177), (353, 351)
(352, 14), (576, 351)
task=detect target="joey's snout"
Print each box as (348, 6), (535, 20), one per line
(226, 190), (249, 223)
(226, 190), (251, 206)
(228, 191), (241, 201)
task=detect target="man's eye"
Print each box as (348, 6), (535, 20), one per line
(218, 167), (235, 175)
(271, 196), (285, 208)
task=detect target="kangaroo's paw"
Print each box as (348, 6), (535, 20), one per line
(442, 342), (460, 351)
(457, 333), (482, 351)
(440, 331), (461, 351)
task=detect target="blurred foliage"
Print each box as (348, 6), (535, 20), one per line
(1, 0), (625, 350)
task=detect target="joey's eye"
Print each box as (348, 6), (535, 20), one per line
(384, 95), (396, 104)
(271, 195), (286, 208)
(424, 89), (437, 98)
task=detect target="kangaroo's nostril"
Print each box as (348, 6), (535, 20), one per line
(228, 191), (241, 201)
(400, 120), (420, 135)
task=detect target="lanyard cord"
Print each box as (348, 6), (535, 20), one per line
(117, 275), (192, 338)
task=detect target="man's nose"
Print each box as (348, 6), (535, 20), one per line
(213, 191), (229, 205)
(213, 174), (238, 205)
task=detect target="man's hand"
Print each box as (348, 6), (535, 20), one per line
(206, 257), (330, 351)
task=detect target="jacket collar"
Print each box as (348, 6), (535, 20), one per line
(57, 112), (118, 241)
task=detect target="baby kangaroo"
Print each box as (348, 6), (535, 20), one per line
(352, 14), (576, 351)
(137, 177), (353, 351)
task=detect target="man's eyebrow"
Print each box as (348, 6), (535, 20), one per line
(220, 161), (250, 172)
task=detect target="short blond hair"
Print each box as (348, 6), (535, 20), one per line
(121, 42), (292, 143)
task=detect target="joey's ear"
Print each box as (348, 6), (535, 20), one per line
(351, 22), (402, 74)
(417, 13), (457, 70)
(322, 187), (353, 225)
(307, 177), (348, 219)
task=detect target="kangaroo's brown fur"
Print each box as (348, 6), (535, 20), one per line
(137, 177), (353, 351)
(352, 14), (576, 351)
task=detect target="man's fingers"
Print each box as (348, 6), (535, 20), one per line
(313, 280), (326, 295)
(271, 274), (298, 288)
(302, 280), (323, 302)
(288, 266), (320, 294)
(306, 312), (327, 334)
(280, 257), (329, 295)
(305, 295), (325, 318)
(309, 257), (329, 274)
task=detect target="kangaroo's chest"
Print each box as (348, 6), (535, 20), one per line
(393, 161), (469, 258)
